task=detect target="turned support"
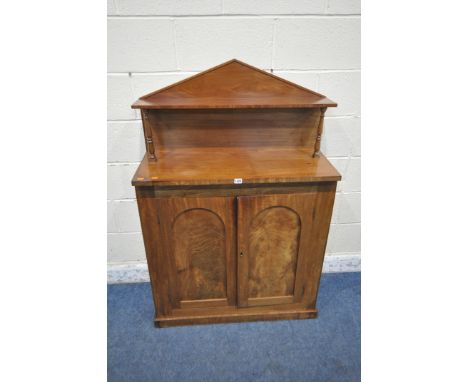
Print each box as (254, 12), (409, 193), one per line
(313, 107), (327, 158)
(141, 109), (157, 161)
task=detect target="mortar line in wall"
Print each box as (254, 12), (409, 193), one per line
(275, 68), (361, 73)
(107, 15), (360, 19)
(324, 115), (361, 119)
(334, 190), (362, 197)
(172, 19), (180, 70)
(108, 210), (118, 236)
(331, 222), (361, 226)
(108, 161), (141, 165)
(107, 252), (361, 267)
(112, 71), (198, 75)
(112, 0), (119, 14)
(107, 188), (360, 200)
(107, 192), (360, 203)
(107, 155), (360, 165)
(108, 116), (360, 121)
(108, 232), (143, 235)
(106, 115), (360, 123)
(107, 221), (360, 236)
(127, 72), (139, 120)
(109, 113), (359, 120)
(111, 259), (347, 267)
(327, 156), (359, 161)
(317, 69), (322, 93)
(324, 114), (361, 118)
(107, 119), (141, 123)
(323, 253), (361, 259)
(108, 69), (360, 75)
(271, 19), (277, 71)
(107, 261), (149, 267)
(107, 119), (141, 124)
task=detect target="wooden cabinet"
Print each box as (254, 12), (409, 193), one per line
(131, 60), (341, 327)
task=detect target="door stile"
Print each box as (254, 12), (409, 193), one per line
(225, 197), (237, 307)
(291, 194), (318, 304)
(157, 199), (182, 309)
(302, 185), (337, 308)
(236, 196), (250, 307)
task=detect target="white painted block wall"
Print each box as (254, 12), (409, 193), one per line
(107, 0), (361, 272)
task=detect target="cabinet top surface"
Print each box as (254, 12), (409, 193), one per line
(132, 149), (341, 187)
(132, 59), (337, 110)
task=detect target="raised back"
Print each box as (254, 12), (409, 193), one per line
(132, 59), (337, 110)
(133, 59), (337, 161)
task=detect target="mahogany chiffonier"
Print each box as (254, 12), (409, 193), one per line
(131, 59), (341, 327)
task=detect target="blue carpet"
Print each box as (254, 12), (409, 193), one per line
(108, 272), (360, 382)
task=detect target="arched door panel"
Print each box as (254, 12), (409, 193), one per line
(237, 193), (318, 308)
(248, 206), (301, 298)
(158, 197), (236, 309)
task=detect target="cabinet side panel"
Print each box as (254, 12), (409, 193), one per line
(303, 183), (337, 308)
(135, 187), (172, 315)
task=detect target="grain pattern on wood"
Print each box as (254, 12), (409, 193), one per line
(135, 188), (172, 315)
(301, 183), (337, 309)
(158, 196), (237, 308)
(247, 296), (294, 307)
(131, 60), (340, 327)
(156, 301), (317, 327)
(132, 150), (341, 187)
(146, 109), (321, 149)
(148, 182), (337, 198)
(156, 308), (317, 327)
(132, 59), (337, 109)
(237, 193), (318, 308)
(136, 184), (338, 325)
(172, 208), (227, 300)
(180, 298), (228, 309)
(248, 207), (301, 298)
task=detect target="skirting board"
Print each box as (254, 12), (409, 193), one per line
(107, 253), (361, 284)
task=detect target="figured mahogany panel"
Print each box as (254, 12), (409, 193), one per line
(248, 207), (301, 298)
(158, 196), (236, 309)
(237, 193), (319, 308)
(172, 208), (226, 300)
(146, 109), (321, 149)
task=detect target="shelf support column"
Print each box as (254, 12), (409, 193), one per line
(141, 109), (157, 161)
(313, 107), (327, 158)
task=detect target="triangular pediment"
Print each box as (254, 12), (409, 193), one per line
(132, 59), (337, 109)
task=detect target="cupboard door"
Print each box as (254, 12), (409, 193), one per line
(237, 191), (335, 308)
(158, 197), (236, 309)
